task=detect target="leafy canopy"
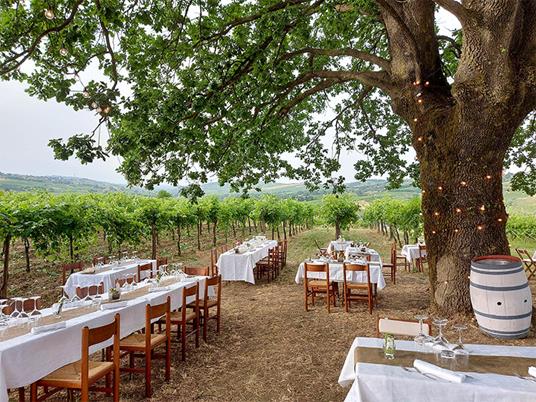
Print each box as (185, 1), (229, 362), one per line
(1, 1), (534, 193)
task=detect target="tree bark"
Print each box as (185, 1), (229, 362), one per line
(23, 237), (31, 272)
(335, 219), (341, 239)
(177, 226), (182, 256)
(1, 235), (11, 299)
(68, 234), (74, 262)
(151, 224), (158, 260)
(197, 221), (201, 251)
(212, 220), (217, 247)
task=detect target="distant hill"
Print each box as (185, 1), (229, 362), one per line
(0, 171), (535, 214)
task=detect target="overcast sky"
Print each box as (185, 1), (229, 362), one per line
(0, 10), (458, 186)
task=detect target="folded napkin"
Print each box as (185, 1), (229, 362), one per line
(148, 286), (171, 293)
(31, 321), (67, 334)
(529, 366), (536, 378)
(100, 301), (127, 310)
(413, 359), (466, 383)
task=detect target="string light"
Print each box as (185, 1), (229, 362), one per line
(455, 208), (462, 213)
(432, 230), (436, 234)
(413, 80), (421, 86)
(417, 98), (423, 104)
(460, 181), (467, 186)
(434, 211), (440, 216)
(44, 9), (55, 20)
(95, 106), (102, 113)
(479, 205), (486, 211)
(422, 190), (426, 194)
(485, 175), (492, 180)
(59, 48), (68, 56)
(498, 218), (503, 222)
(417, 136), (423, 141)
(437, 186), (443, 191)
(455, 229), (459, 233)
(82, 91), (90, 98)
(477, 225), (484, 231)
(413, 118), (418, 122)
(90, 102), (98, 109)
(416, 92), (423, 98)
(425, 81), (430, 87)
(103, 106), (112, 114)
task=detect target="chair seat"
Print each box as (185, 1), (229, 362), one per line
(308, 280), (332, 288)
(170, 310), (197, 323)
(383, 263), (395, 268)
(120, 333), (167, 350)
(189, 299), (217, 309)
(346, 283), (370, 289)
(38, 361), (113, 387)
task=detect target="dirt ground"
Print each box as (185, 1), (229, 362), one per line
(8, 228), (536, 401)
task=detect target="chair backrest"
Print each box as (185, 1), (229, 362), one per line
(210, 248), (218, 274)
(182, 283), (199, 316)
(138, 262), (154, 280)
(184, 266), (210, 276)
(516, 248), (532, 261)
(205, 275), (222, 302)
(92, 256), (109, 266)
(76, 282), (105, 298)
(377, 317), (432, 338)
(418, 244), (427, 259)
(81, 314), (120, 387)
(115, 274), (138, 288)
(157, 257), (168, 268)
(304, 262), (329, 286)
(61, 261), (84, 284)
(343, 262), (370, 287)
(390, 242), (397, 264)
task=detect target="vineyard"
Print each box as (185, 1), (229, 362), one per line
(1, 191), (535, 299)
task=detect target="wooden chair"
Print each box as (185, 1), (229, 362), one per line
(61, 262), (84, 285)
(255, 248), (278, 281)
(381, 244), (397, 284)
(197, 275), (222, 342)
(515, 248), (536, 279)
(343, 262), (375, 314)
(168, 283), (200, 361)
(376, 316), (432, 338)
(303, 262), (337, 313)
(119, 297), (171, 398)
(75, 282), (105, 299)
(92, 256), (109, 266)
(30, 314), (120, 402)
(393, 243), (408, 272)
(277, 240), (288, 269)
(183, 266), (210, 276)
(416, 244), (428, 272)
(210, 248), (219, 276)
(137, 262), (154, 281)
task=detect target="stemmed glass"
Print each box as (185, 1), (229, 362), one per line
(122, 251), (128, 261)
(10, 297), (24, 319)
(432, 318), (449, 350)
(414, 314), (431, 345)
(29, 296), (42, 320)
(0, 299), (8, 327)
(453, 324), (469, 355)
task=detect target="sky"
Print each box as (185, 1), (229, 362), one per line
(0, 10), (459, 186)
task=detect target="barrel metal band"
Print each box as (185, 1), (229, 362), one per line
(478, 324), (530, 336)
(470, 281), (529, 291)
(470, 267), (524, 275)
(473, 309), (532, 320)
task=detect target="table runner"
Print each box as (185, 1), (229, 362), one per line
(355, 346), (535, 377)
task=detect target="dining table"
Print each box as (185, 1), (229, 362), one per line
(328, 240), (354, 253)
(63, 259), (157, 298)
(217, 240), (278, 284)
(339, 337), (536, 402)
(401, 244), (426, 267)
(0, 275), (211, 402)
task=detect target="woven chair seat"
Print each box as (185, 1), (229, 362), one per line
(120, 333), (167, 350)
(169, 310), (197, 323)
(38, 361), (113, 387)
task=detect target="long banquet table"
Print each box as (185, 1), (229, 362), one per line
(217, 240), (278, 284)
(0, 276), (209, 402)
(295, 259), (386, 290)
(63, 259), (157, 298)
(339, 337), (536, 402)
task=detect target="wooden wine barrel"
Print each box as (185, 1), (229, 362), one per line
(470, 255), (532, 339)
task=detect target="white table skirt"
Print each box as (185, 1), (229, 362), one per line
(217, 240), (278, 284)
(0, 276), (209, 401)
(344, 248), (381, 262)
(328, 241), (353, 253)
(295, 261), (386, 290)
(339, 337), (536, 402)
(401, 245), (426, 263)
(63, 259), (157, 298)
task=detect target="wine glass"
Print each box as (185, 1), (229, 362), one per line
(453, 324), (469, 355)
(432, 318), (449, 350)
(10, 297), (24, 319)
(122, 251), (128, 261)
(29, 296), (42, 320)
(0, 299), (8, 326)
(414, 314), (430, 345)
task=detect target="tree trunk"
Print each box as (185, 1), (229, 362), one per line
(335, 220), (341, 239)
(277, 225), (280, 240)
(416, 110), (513, 313)
(248, 217), (252, 233)
(151, 224), (158, 260)
(232, 222), (236, 238)
(271, 225), (275, 240)
(283, 221), (287, 240)
(212, 221), (217, 247)
(68, 234), (74, 262)
(23, 237), (31, 272)
(1, 235), (11, 298)
(197, 221), (201, 251)
(177, 226), (182, 256)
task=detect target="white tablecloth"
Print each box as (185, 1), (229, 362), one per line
(0, 276), (210, 402)
(339, 337), (536, 402)
(295, 260), (386, 290)
(63, 259), (157, 298)
(401, 245), (426, 263)
(344, 248), (381, 261)
(217, 240), (278, 284)
(328, 241), (354, 253)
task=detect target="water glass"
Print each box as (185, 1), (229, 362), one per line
(383, 334), (396, 360)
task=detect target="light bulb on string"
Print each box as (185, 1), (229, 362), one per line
(485, 175), (492, 180)
(82, 91), (90, 98)
(95, 106), (102, 113)
(425, 81), (430, 87)
(417, 136), (423, 142)
(44, 9), (55, 20)
(434, 211), (440, 216)
(413, 118), (418, 122)
(416, 92), (423, 98)
(455, 208), (462, 213)
(103, 106), (112, 114)
(454, 229), (459, 233)
(437, 186), (443, 191)
(90, 102), (98, 109)
(417, 99), (423, 104)
(477, 225), (484, 231)
(432, 230), (436, 234)
(59, 48), (68, 57)
(480, 205), (486, 211)
(460, 181), (467, 186)
(497, 218), (503, 222)
(413, 80), (421, 86)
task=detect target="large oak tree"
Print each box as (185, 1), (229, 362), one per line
(1, 0), (536, 312)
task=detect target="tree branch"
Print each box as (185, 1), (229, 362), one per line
(432, 0), (471, 25)
(279, 79), (340, 115)
(95, 0), (119, 90)
(279, 47), (391, 72)
(0, 0), (84, 76)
